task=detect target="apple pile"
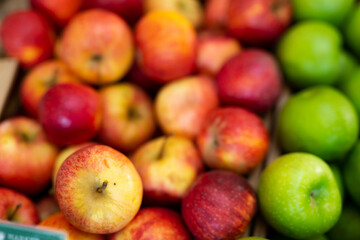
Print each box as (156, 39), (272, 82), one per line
(1, 0), (360, 239)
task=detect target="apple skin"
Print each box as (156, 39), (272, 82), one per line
(56, 144), (143, 234)
(59, 9), (134, 85)
(197, 107), (269, 175)
(109, 207), (191, 240)
(204, 0), (230, 29)
(258, 153), (342, 239)
(0, 187), (39, 224)
(35, 195), (60, 222)
(30, 0), (83, 27)
(132, 135), (204, 206)
(155, 75), (219, 139)
(216, 49), (282, 114)
(343, 141), (360, 206)
(0, 10), (55, 68)
(182, 170), (257, 240)
(39, 212), (105, 240)
(0, 117), (58, 196)
(345, 3), (360, 58)
(39, 83), (102, 146)
(135, 10), (197, 83)
(98, 83), (156, 153)
(20, 60), (79, 118)
(227, 0), (292, 46)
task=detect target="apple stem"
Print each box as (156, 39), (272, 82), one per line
(46, 69), (59, 88)
(91, 54), (103, 85)
(8, 203), (22, 221)
(96, 180), (108, 193)
(157, 134), (174, 159)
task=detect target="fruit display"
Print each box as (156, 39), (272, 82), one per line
(0, 0), (360, 239)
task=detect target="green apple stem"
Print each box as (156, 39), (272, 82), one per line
(97, 180), (108, 193)
(310, 191), (316, 208)
(8, 203), (22, 221)
(157, 134), (174, 159)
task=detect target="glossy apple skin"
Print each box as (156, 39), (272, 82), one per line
(98, 83), (156, 153)
(343, 141), (360, 206)
(36, 195), (60, 222)
(197, 107), (269, 174)
(20, 60), (79, 118)
(39, 83), (102, 146)
(258, 153), (342, 239)
(227, 0), (292, 46)
(135, 10), (197, 82)
(30, 0), (83, 27)
(0, 117), (58, 195)
(182, 170), (257, 240)
(39, 212), (105, 240)
(204, 0), (231, 29)
(56, 144), (143, 234)
(216, 49), (282, 114)
(109, 207), (191, 240)
(155, 75), (219, 139)
(0, 10), (55, 68)
(132, 135), (204, 206)
(59, 9), (134, 85)
(0, 187), (39, 224)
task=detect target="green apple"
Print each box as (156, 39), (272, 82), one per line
(258, 153), (342, 239)
(291, 0), (355, 26)
(336, 51), (358, 86)
(327, 204), (360, 240)
(344, 3), (360, 57)
(277, 21), (343, 89)
(238, 238), (268, 240)
(343, 141), (360, 206)
(329, 164), (345, 200)
(269, 230), (328, 240)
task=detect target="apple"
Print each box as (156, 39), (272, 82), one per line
(216, 49), (282, 113)
(20, 60), (79, 118)
(227, 0), (292, 46)
(0, 117), (58, 195)
(343, 141), (360, 206)
(39, 212), (105, 240)
(155, 75), (219, 139)
(109, 207), (191, 240)
(35, 195), (60, 222)
(98, 83), (156, 153)
(0, 187), (39, 224)
(204, 0), (230, 29)
(30, 0), (83, 27)
(336, 51), (358, 86)
(337, 67), (360, 118)
(258, 153), (342, 239)
(240, 238), (268, 240)
(135, 10), (197, 82)
(58, 9), (134, 85)
(0, 10), (55, 68)
(56, 144), (143, 234)
(345, 3), (360, 58)
(144, 0), (204, 28)
(197, 107), (269, 175)
(329, 164), (344, 200)
(39, 83), (102, 146)
(196, 32), (241, 76)
(182, 170), (257, 240)
(132, 135), (204, 206)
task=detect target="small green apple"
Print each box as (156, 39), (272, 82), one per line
(344, 3), (360, 58)
(336, 51), (358, 86)
(343, 141), (360, 206)
(258, 153), (342, 239)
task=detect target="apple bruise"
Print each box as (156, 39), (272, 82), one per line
(7, 203), (22, 221)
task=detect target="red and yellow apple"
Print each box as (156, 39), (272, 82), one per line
(204, 0), (230, 29)
(35, 195), (60, 222)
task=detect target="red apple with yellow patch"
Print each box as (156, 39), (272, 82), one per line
(204, 0), (230, 29)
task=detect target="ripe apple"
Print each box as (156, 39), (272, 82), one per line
(204, 0), (230, 29)
(345, 3), (360, 58)
(197, 107), (269, 175)
(30, 0), (83, 27)
(155, 75), (219, 139)
(258, 153), (342, 239)
(227, 0), (292, 46)
(35, 195), (60, 222)
(343, 141), (360, 206)
(0, 117), (58, 195)
(56, 144), (143, 234)
(182, 170), (257, 240)
(39, 212), (105, 240)
(20, 60), (79, 118)
(0, 10), (55, 68)
(59, 9), (134, 85)
(0, 187), (39, 224)
(241, 238), (268, 240)
(98, 83), (156, 153)
(132, 135), (204, 206)
(135, 10), (197, 82)
(216, 49), (282, 113)
(39, 83), (102, 146)
(109, 207), (191, 240)
(337, 67), (360, 118)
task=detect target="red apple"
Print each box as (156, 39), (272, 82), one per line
(181, 170), (257, 240)
(58, 9), (134, 85)
(132, 135), (204, 206)
(109, 207), (192, 240)
(227, 0), (292, 46)
(155, 75), (219, 139)
(98, 83), (156, 153)
(20, 60), (79, 118)
(30, 0), (83, 27)
(0, 117), (58, 195)
(35, 195), (60, 222)
(204, 0), (230, 29)
(197, 107), (269, 174)
(216, 49), (282, 114)
(39, 83), (102, 146)
(0, 187), (39, 224)
(0, 10), (55, 68)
